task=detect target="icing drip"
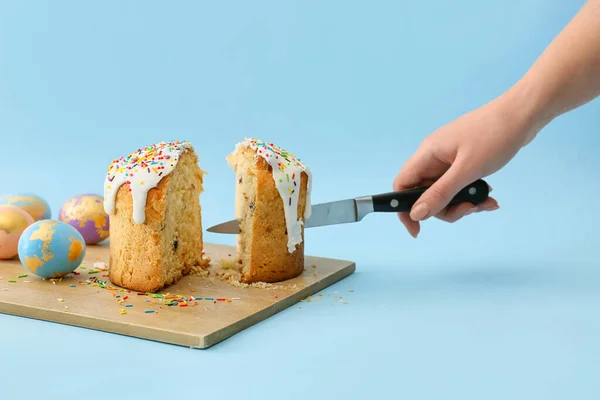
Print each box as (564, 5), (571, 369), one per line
(103, 141), (191, 224)
(238, 138), (312, 253)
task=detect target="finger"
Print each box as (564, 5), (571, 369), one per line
(435, 202), (478, 223)
(393, 156), (427, 192)
(409, 160), (478, 221)
(398, 212), (420, 238)
(477, 197), (500, 212)
(393, 150), (432, 238)
(393, 145), (444, 192)
(435, 196), (499, 223)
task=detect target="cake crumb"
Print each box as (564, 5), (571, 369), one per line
(93, 261), (107, 270)
(218, 258), (237, 270)
(187, 254), (309, 291)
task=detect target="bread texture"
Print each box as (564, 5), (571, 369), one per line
(103, 141), (206, 292)
(227, 138), (311, 283)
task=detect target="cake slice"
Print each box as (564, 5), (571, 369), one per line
(227, 138), (312, 283)
(103, 140), (206, 292)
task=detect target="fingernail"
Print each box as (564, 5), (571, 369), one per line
(488, 185), (493, 192)
(485, 205), (499, 211)
(410, 203), (430, 221)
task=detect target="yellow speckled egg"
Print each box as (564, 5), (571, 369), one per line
(0, 193), (51, 221)
(58, 194), (109, 244)
(0, 205), (35, 260)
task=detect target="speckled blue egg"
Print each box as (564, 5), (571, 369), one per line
(18, 219), (86, 278)
(0, 193), (51, 221)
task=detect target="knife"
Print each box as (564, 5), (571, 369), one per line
(206, 179), (490, 234)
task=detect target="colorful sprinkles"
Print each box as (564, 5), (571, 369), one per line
(1, 252), (355, 319)
(244, 138), (306, 173)
(103, 140), (192, 224)
(71, 267), (239, 315)
(0, 261), (241, 315)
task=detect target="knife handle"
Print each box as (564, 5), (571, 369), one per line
(371, 179), (490, 213)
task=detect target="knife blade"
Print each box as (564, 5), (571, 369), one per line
(206, 179), (490, 234)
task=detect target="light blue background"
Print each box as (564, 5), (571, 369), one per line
(1, 1), (599, 398)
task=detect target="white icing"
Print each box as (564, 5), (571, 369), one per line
(236, 138), (312, 253)
(103, 141), (191, 224)
(303, 167), (312, 219)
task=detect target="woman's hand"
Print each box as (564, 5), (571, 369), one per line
(393, 88), (542, 238)
(394, 0), (600, 238)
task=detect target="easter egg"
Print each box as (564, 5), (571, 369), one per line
(0, 205), (35, 259)
(18, 219), (86, 278)
(58, 194), (109, 244)
(0, 193), (51, 221)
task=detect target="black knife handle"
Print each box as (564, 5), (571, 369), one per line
(371, 179), (490, 212)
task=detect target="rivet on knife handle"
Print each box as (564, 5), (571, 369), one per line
(371, 179), (490, 213)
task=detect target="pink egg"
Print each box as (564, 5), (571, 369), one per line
(0, 205), (35, 260)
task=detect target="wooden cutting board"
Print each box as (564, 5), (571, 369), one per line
(0, 242), (355, 348)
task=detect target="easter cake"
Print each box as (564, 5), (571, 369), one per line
(226, 138), (311, 283)
(103, 141), (207, 292)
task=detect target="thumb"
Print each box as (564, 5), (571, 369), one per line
(409, 162), (476, 221)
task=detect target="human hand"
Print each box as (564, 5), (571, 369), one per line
(394, 0), (600, 238)
(394, 90), (542, 238)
